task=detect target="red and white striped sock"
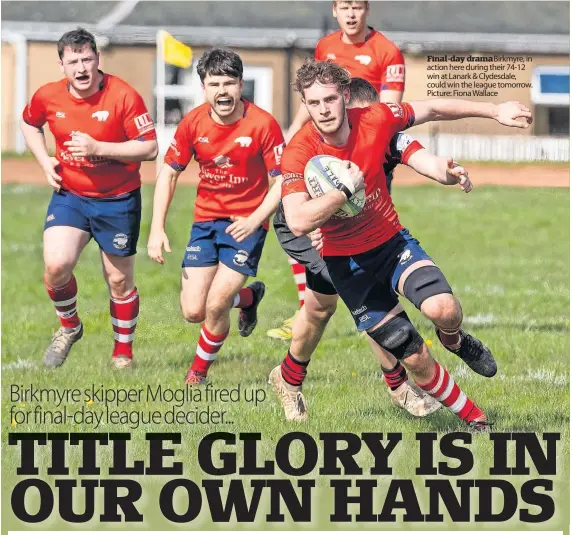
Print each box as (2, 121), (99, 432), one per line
(288, 257), (306, 308)
(45, 275), (81, 329)
(417, 361), (485, 423)
(232, 287), (254, 309)
(190, 324), (229, 376)
(110, 287), (139, 359)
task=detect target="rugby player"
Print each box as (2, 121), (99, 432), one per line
(148, 48), (285, 384)
(269, 77), (472, 421)
(275, 60), (532, 429)
(21, 28), (158, 370)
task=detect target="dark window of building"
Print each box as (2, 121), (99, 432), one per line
(547, 106), (570, 136)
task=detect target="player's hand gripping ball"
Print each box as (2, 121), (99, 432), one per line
(304, 155), (365, 218)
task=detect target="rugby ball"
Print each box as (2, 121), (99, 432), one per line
(304, 155), (365, 218)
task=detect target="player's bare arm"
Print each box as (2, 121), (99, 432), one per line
(407, 150), (473, 192)
(409, 99), (533, 128)
(63, 132), (158, 161)
(380, 89), (403, 103)
(226, 174), (283, 243)
(148, 163), (181, 264)
(21, 121), (64, 191)
(283, 160), (364, 236)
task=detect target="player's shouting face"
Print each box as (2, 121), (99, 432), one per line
(333, 0), (369, 37)
(203, 73), (244, 120)
(59, 44), (100, 97)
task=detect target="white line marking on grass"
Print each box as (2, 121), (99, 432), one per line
(464, 313), (496, 325)
(7, 184), (37, 194)
(4, 242), (42, 253)
(2, 359), (37, 370)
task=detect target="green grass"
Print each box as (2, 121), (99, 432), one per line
(1, 183), (569, 531)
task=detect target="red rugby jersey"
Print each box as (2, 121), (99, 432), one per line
(281, 102), (415, 256)
(165, 100), (284, 224)
(23, 73), (156, 197)
(315, 28), (405, 93)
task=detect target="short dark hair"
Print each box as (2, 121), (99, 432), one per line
(57, 27), (97, 60)
(197, 48), (243, 82)
(348, 77), (379, 106)
(294, 59), (351, 96)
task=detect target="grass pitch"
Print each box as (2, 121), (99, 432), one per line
(1, 182), (569, 530)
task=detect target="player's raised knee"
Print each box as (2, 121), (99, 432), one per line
(421, 293), (462, 326)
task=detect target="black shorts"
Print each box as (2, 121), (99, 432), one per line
(273, 203), (337, 295)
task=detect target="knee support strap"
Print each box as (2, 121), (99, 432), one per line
(403, 266), (453, 309)
(367, 311), (424, 360)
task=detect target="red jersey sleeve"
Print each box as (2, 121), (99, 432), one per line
(380, 44), (405, 93)
(281, 138), (313, 197)
(401, 139), (424, 165)
(22, 88), (47, 128)
(260, 118), (285, 177)
(378, 102), (415, 135)
(164, 116), (194, 171)
(123, 90), (157, 141)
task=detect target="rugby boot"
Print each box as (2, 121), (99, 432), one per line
(466, 406), (493, 433)
(268, 365), (308, 422)
(238, 281), (266, 337)
(185, 368), (207, 385)
(390, 380), (441, 417)
(43, 324), (83, 368)
(437, 328), (497, 378)
(111, 355), (134, 370)
(267, 312), (297, 341)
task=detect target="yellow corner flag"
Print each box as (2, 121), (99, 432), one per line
(161, 30), (193, 68)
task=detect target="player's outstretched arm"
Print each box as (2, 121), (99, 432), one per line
(64, 133), (158, 162)
(226, 175), (283, 243)
(20, 121), (63, 191)
(147, 163), (181, 264)
(407, 149), (472, 192)
(380, 89), (403, 103)
(284, 104), (312, 144)
(409, 100), (533, 128)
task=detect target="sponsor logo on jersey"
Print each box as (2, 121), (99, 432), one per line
(352, 305), (367, 316)
(46, 214), (56, 222)
(134, 112), (154, 134)
(233, 250), (249, 267)
(386, 64), (405, 83)
(234, 136), (253, 147)
(355, 55), (372, 65)
(213, 155), (233, 169)
(273, 143), (284, 165)
(198, 137), (209, 143)
(113, 233), (129, 250)
(326, 53), (337, 60)
(92, 110), (109, 122)
(359, 314), (371, 323)
(186, 245), (201, 252)
(56, 111), (66, 119)
(399, 249), (412, 265)
(387, 103), (404, 119)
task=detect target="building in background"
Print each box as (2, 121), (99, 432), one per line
(2, 1), (569, 160)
